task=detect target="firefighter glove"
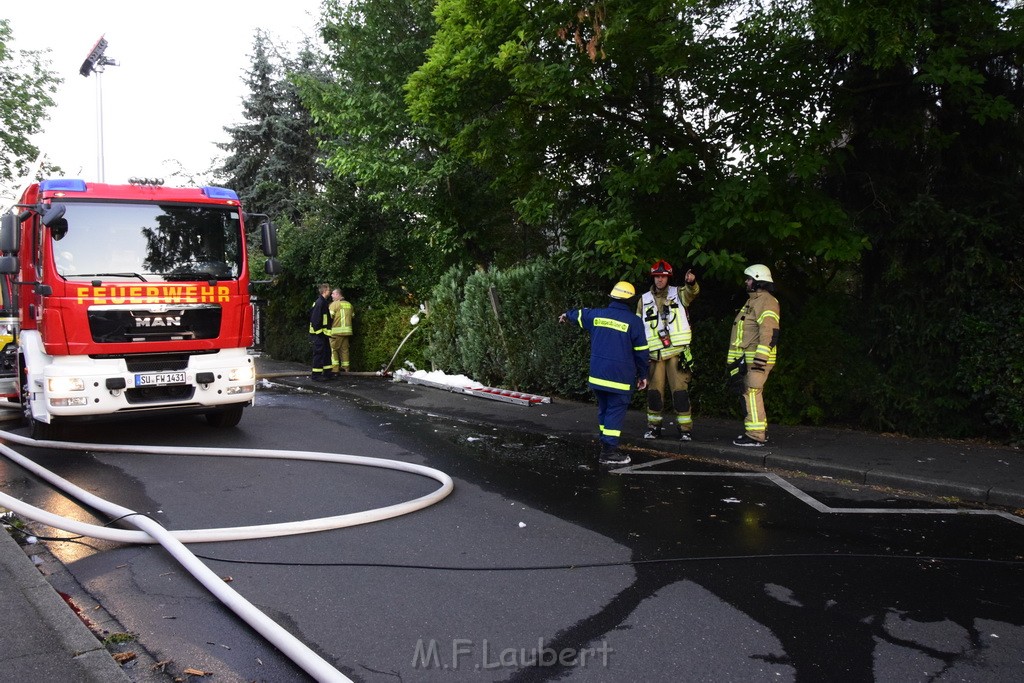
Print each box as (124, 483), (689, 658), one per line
(727, 357), (746, 394)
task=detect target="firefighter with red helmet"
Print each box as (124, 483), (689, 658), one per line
(636, 260), (700, 440)
(559, 281), (650, 466)
(727, 264), (780, 447)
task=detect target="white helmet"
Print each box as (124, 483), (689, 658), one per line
(743, 264), (773, 283)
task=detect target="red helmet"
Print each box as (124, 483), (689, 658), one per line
(650, 260), (673, 276)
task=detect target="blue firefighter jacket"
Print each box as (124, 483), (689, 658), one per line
(565, 300), (650, 394)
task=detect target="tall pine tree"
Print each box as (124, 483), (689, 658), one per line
(216, 31), (326, 228)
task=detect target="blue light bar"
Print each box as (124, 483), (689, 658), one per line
(201, 186), (239, 201)
(39, 179), (88, 192)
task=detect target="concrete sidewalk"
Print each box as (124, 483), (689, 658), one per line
(0, 526), (131, 681)
(1, 352), (1020, 682)
(257, 355), (1024, 511)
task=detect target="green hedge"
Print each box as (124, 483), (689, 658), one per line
(352, 303), (429, 373)
(424, 261), (594, 398)
(258, 255), (1024, 444)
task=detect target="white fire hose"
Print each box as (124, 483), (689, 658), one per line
(0, 428), (454, 682)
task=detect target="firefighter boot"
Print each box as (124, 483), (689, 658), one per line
(598, 444), (631, 466)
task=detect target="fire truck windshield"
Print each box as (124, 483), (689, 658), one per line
(51, 202), (244, 282)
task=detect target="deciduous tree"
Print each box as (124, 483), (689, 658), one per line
(0, 19), (61, 190)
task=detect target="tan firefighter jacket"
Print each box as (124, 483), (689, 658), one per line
(330, 300), (354, 336)
(727, 290), (780, 368)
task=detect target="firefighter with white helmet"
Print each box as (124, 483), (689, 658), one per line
(559, 281), (650, 465)
(636, 259), (700, 441)
(727, 264), (780, 446)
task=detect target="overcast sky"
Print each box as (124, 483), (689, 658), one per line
(3, 0), (323, 186)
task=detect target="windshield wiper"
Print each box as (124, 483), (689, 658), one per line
(165, 271), (217, 282)
(75, 272), (149, 282)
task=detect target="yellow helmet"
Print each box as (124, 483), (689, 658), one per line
(609, 281), (636, 300)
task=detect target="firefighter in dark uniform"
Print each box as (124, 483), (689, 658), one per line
(559, 281), (650, 465)
(309, 283), (334, 381)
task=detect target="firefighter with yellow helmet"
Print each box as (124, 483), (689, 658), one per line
(636, 260), (700, 441)
(559, 281), (650, 466)
(727, 264), (780, 447)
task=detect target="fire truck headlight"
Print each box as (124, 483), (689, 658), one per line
(228, 366), (255, 382)
(48, 377), (86, 393)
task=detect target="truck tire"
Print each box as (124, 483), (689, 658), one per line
(20, 356), (62, 440)
(205, 404), (244, 428)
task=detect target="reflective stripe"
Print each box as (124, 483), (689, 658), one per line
(745, 389), (767, 431)
(600, 426), (622, 437)
(589, 376), (631, 392)
(594, 317), (629, 333)
(641, 288), (692, 355)
(757, 310), (780, 324)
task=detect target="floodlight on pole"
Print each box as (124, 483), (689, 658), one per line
(79, 36), (119, 182)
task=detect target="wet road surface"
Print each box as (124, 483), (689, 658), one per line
(1, 384), (1022, 681)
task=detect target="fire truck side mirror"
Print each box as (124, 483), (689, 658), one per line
(41, 203), (66, 227)
(0, 255), (18, 275)
(38, 204), (70, 241)
(264, 257), (281, 275)
(50, 218), (69, 241)
(260, 221), (278, 258)
(0, 212), (20, 253)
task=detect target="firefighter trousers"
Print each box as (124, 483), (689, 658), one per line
(595, 389), (631, 451)
(310, 333), (332, 378)
(330, 335), (351, 372)
(646, 356), (693, 432)
(741, 365), (772, 442)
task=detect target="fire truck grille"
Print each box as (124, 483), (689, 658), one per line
(124, 384), (196, 405)
(88, 306), (222, 343)
(120, 354), (192, 373)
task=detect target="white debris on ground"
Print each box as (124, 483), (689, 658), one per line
(393, 369), (486, 390)
(392, 368), (553, 406)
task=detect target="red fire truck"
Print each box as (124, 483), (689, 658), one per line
(0, 273), (17, 400)
(0, 178), (279, 438)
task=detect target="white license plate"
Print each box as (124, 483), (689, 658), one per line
(135, 372), (187, 387)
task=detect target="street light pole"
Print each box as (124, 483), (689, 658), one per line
(79, 36), (118, 182)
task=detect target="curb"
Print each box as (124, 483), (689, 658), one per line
(0, 528), (130, 682)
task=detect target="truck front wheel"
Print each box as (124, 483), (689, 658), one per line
(205, 404), (244, 428)
(19, 355), (61, 440)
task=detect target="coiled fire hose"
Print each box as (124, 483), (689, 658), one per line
(0, 428), (454, 682)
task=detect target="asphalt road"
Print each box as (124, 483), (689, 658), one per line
(2, 384), (1023, 682)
